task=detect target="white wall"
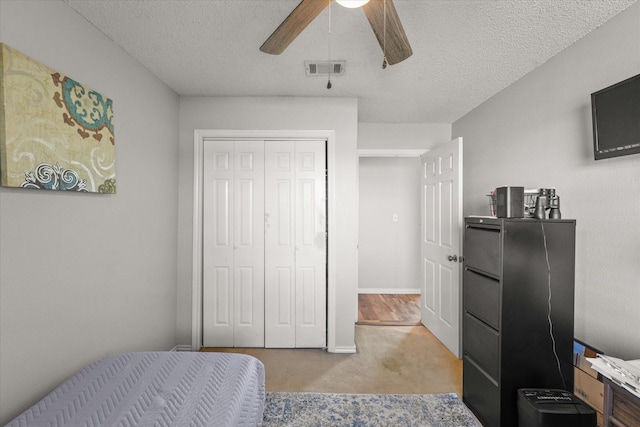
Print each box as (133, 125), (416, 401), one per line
(358, 123), (451, 149)
(176, 97), (359, 352)
(358, 157), (421, 293)
(453, 3), (640, 359)
(0, 1), (180, 424)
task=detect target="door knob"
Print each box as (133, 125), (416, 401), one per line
(448, 255), (458, 262)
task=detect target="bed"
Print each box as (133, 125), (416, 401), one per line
(6, 351), (266, 427)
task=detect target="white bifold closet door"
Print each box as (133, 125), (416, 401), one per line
(202, 140), (326, 349)
(264, 140), (326, 348)
(203, 140), (265, 347)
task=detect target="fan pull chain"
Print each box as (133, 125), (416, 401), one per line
(327, 0), (333, 89)
(382, 0), (388, 69)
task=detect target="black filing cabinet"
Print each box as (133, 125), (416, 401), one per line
(462, 217), (576, 427)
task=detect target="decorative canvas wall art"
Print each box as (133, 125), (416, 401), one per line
(0, 43), (115, 193)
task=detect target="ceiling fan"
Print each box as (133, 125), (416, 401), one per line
(260, 0), (412, 66)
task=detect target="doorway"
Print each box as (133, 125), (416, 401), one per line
(356, 139), (463, 357)
(357, 151), (424, 325)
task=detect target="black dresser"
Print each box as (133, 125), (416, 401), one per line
(462, 217), (576, 427)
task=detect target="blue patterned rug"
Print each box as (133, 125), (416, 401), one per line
(263, 392), (481, 426)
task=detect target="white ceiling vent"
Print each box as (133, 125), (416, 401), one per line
(305, 60), (346, 77)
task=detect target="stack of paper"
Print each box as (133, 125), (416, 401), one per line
(588, 355), (640, 398)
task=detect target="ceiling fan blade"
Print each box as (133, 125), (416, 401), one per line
(362, 0), (412, 65)
(260, 0), (331, 55)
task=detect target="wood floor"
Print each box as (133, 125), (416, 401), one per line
(357, 293), (421, 326)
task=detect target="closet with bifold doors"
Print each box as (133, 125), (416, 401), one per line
(202, 139), (327, 349)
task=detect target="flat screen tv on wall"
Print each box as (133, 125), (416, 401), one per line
(591, 73), (640, 160)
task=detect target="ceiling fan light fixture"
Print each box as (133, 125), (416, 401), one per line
(335, 0), (370, 9)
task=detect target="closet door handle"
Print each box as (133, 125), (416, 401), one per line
(448, 255), (458, 262)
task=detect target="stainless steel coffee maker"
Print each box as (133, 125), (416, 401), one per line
(533, 188), (561, 219)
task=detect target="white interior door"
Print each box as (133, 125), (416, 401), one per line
(420, 137), (463, 357)
(232, 141), (265, 346)
(265, 140), (327, 348)
(264, 140), (296, 347)
(202, 140), (265, 347)
(294, 141), (327, 348)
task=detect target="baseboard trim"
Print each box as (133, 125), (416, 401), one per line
(170, 345), (193, 352)
(358, 288), (420, 295)
(357, 320), (422, 326)
(331, 345), (357, 354)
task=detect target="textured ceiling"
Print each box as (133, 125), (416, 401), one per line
(64, 0), (636, 123)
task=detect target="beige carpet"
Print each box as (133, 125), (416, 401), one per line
(203, 324), (462, 397)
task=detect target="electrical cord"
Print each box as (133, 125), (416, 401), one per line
(540, 221), (568, 392)
(540, 221), (587, 418)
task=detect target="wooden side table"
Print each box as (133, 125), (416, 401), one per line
(603, 377), (640, 427)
